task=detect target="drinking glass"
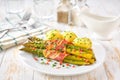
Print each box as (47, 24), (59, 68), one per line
(77, 0), (89, 8)
(5, 0), (25, 13)
(33, 0), (56, 23)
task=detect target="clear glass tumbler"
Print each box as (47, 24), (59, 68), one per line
(33, 0), (56, 22)
(5, 0), (25, 13)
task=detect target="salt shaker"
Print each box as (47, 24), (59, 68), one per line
(71, 0), (89, 27)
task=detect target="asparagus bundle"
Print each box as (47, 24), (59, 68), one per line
(25, 37), (95, 59)
(20, 37), (96, 65)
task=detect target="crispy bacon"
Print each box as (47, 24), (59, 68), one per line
(43, 40), (70, 62)
(45, 39), (69, 51)
(55, 52), (68, 61)
(43, 50), (68, 62)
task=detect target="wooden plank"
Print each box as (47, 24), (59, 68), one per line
(0, 51), (7, 79)
(34, 71), (64, 80)
(97, 0), (120, 79)
(87, 66), (108, 80)
(100, 41), (120, 80)
(33, 72), (48, 80)
(0, 51), (6, 66)
(0, 47), (34, 80)
(22, 66), (34, 80)
(71, 65), (107, 80)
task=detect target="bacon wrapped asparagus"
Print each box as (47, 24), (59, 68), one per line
(20, 37), (96, 65)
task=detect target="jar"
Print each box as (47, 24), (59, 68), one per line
(57, 0), (72, 25)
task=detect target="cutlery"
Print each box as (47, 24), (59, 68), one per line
(18, 8), (32, 25)
(0, 7), (32, 32)
(0, 8), (32, 39)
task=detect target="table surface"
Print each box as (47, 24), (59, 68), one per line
(0, 0), (120, 80)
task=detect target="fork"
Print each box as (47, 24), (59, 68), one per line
(0, 8), (32, 39)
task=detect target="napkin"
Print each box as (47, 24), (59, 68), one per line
(0, 13), (51, 52)
(0, 26), (51, 52)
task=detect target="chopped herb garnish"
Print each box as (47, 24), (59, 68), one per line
(54, 62), (57, 64)
(52, 64), (56, 67)
(41, 59), (43, 60)
(41, 61), (45, 64)
(62, 65), (65, 67)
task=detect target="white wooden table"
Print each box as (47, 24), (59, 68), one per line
(0, 0), (120, 80)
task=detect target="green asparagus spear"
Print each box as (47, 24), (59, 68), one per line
(20, 47), (44, 57)
(66, 44), (93, 53)
(63, 59), (90, 65)
(65, 55), (95, 64)
(28, 37), (43, 42)
(23, 41), (45, 49)
(66, 48), (94, 59)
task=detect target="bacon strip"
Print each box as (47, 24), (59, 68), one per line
(43, 50), (68, 62)
(45, 40), (69, 51)
(55, 52), (68, 61)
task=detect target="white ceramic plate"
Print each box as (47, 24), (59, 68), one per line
(19, 42), (106, 76)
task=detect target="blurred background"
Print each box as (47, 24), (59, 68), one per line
(0, 0), (120, 19)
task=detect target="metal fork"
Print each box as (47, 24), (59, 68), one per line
(0, 8), (32, 39)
